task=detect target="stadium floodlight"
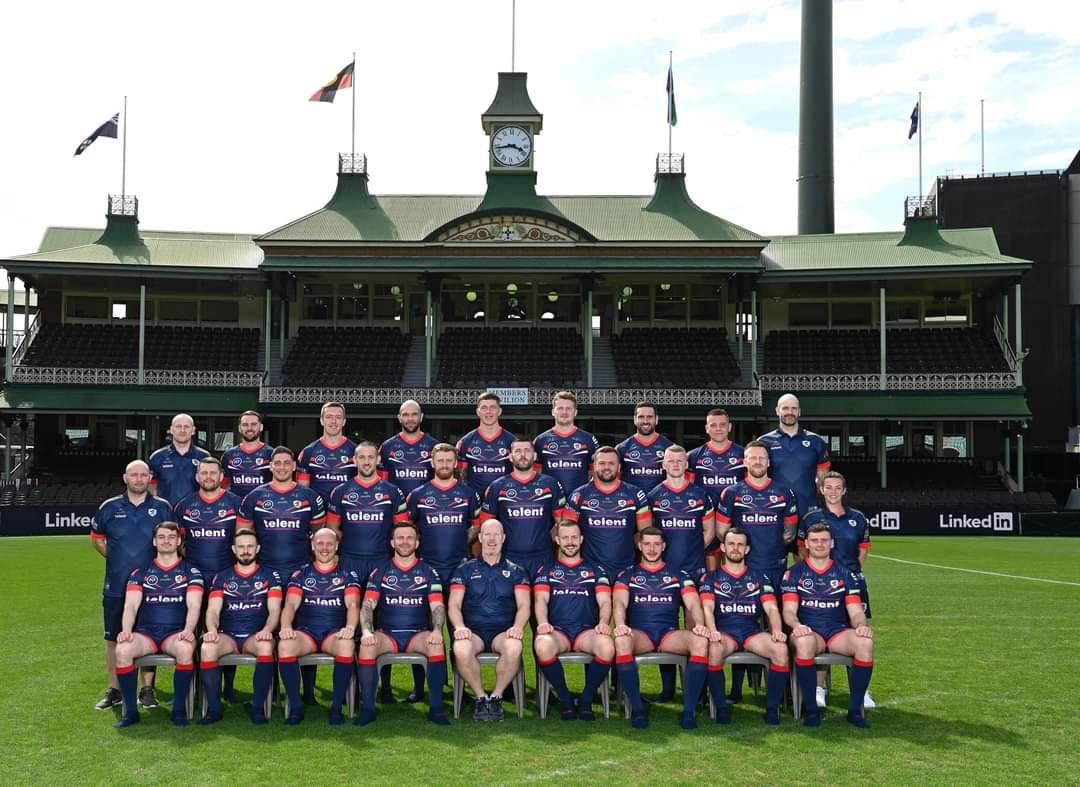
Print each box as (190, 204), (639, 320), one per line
(466, 291), (478, 302)
(659, 282), (671, 291)
(621, 286), (633, 298)
(506, 283), (518, 294)
(547, 291), (559, 302)
(390, 285), (401, 296)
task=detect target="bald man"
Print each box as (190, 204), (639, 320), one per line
(148, 413), (210, 506)
(757, 394), (830, 518)
(91, 460), (174, 711)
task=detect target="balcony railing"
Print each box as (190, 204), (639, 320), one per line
(757, 372), (1017, 392)
(12, 366), (263, 388)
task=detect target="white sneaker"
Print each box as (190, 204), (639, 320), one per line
(815, 686), (827, 709)
(863, 691), (876, 710)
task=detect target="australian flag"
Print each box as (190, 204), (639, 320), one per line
(908, 101), (919, 139)
(74, 113), (119, 156)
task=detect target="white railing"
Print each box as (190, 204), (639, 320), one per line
(12, 367), (263, 387)
(11, 312), (40, 366)
(993, 314), (1017, 372)
(758, 372), (1018, 392)
(259, 385), (762, 407)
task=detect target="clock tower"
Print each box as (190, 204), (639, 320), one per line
(481, 72), (543, 173)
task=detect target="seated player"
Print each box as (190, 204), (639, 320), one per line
(198, 529), (282, 725)
(699, 526), (789, 725)
(782, 522), (875, 728)
(355, 522), (450, 726)
(277, 527), (361, 726)
(533, 519), (615, 721)
(612, 527), (710, 730)
(113, 522), (204, 728)
(448, 519), (531, 722)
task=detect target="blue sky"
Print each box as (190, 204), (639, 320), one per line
(1, 0), (1077, 257)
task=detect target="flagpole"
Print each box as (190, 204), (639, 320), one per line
(512, 0), (516, 71)
(980, 98), (985, 175)
(121, 95), (128, 199)
(351, 52), (356, 159)
(668, 51), (673, 159)
(917, 91), (923, 199)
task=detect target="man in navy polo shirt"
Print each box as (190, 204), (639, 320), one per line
(91, 459), (172, 711)
(757, 394), (831, 518)
(148, 413), (210, 507)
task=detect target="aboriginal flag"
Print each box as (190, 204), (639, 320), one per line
(309, 61), (354, 103)
(908, 101), (919, 139)
(73, 113), (119, 156)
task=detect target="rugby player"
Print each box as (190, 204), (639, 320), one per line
(686, 408), (746, 522)
(481, 437), (565, 578)
(612, 527), (710, 730)
(148, 413), (210, 506)
(533, 520), (614, 721)
(278, 527), (362, 726)
(533, 391), (599, 498)
(448, 519), (531, 722)
(456, 392), (516, 497)
(783, 522), (874, 729)
(91, 460), (172, 711)
(355, 522), (450, 726)
(563, 446), (652, 581)
(220, 410), (274, 499)
(297, 401), (357, 500)
(113, 522), (204, 727)
(615, 401), (673, 490)
(198, 529), (282, 724)
(378, 399), (439, 496)
(699, 526), (789, 725)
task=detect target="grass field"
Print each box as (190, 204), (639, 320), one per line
(1, 535), (1078, 785)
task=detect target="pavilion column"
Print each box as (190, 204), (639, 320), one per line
(1016, 432), (1025, 492)
(879, 286), (886, 390)
(1014, 282), (1023, 387)
(279, 298), (286, 360)
(585, 288), (593, 388)
(750, 290), (758, 379)
(264, 288), (272, 379)
(879, 428), (887, 489)
(5, 274), (14, 383)
(137, 284), (146, 385)
(425, 289), (433, 388)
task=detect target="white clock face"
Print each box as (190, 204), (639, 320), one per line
(492, 126), (532, 167)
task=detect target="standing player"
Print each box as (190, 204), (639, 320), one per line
(532, 520), (614, 721)
(757, 393), (830, 517)
(198, 529), (282, 725)
(220, 410), (274, 499)
(533, 391), (600, 498)
(448, 519), (531, 722)
(783, 522), (874, 728)
(355, 522), (450, 726)
(612, 527), (710, 730)
(687, 409), (746, 513)
(406, 443), (482, 586)
(563, 446), (652, 581)
(278, 528), (362, 726)
(699, 526), (789, 725)
(297, 401), (357, 501)
(482, 437), (565, 579)
(616, 401), (673, 490)
(148, 413), (211, 506)
(91, 460), (172, 712)
(378, 399), (439, 496)
(799, 470), (875, 709)
(456, 392), (516, 498)
(112, 522), (204, 727)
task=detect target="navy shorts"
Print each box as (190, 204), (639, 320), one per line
(636, 625), (680, 651)
(472, 627), (508, 652)
(221, 631), (257, 653)
(383, 628), (424, 653)
(134, 625), (184, 652)
(296, 625), (340, 651)
(103, 595), (124, 642)
(552, 624), (593, 650)
(810, 623), (851, 646)
(717, 622), (766, 649)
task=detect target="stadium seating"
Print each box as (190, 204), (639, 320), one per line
(453, 652), (525, 719)
(611, 328), (740, 388)
(282, 326), (411, 386)
(436, 327), (583, 387)
(762, 327), (1008, 374)
(21, 324), (260, 371)
(535, 652), (611, 719)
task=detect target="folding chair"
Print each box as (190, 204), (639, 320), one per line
(535, 652), (610, 720)
(453, 652), (525, 719)
(621, 653), (686, 718)
(790, 653), (856, 720)
(282, 653), (356, 718)
(132, 654), (195, 720)
(198, 654), (273, 720)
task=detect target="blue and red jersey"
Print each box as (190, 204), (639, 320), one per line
(450, 556), (530, 632)
(687, 441), (746, 506)
(646, 480), (714, 577)
(405, 479), (481, 572)
(148, 443), (211, 507)
(564, 480), (651, 578)
(456, 427), (516, 497)
(616, 433), (673, 490)
(287, 561), (362, 633)
(378, 431), (439, 495)
(533, 426), (599, 498)
(220, 442), (274, 499)
(615, 562), (697, 633)
(173, 489), (242, 575)
(533, 558), (610, 632)
(127, 558), (204, 632)
(363, 557), (443, 633)
(92, 493), (173, 597)
(782, 559), (864, 632)
(481, 470), (565, 560)
(757, 427), (830, 516)
(326, 477), (408, 559)
(296, 436), (358, 499)
(799, 505), (871, 567)
(209, 564), (282, 637)
(716, 478), (798, 578)
(699, 565), (776, 630)
(238, 482), (326, 571)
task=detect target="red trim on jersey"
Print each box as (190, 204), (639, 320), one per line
(782, 592), (800, 604)
(431, 477), (459, 491)
(595, 585), (612, 594)
(662, 479), (690, 493)
(187, 585), (204, 595)
(392, 511), (410, 524)
(699, 591), (715, 602)
(126, 583), (142, 592)
(238, 441), (266, 455)
(345, 587), (361, 599)
(745, 476), (772, 491)
(860, 542), (872, 551)
(398, 430), (426, 445)
(153, 557), (181, 571)
(294, 472), (312, 484)
(312, 560), (339, 574)
(455, 459), (468, 471)
(511, 469), (538, 484)
(352, 476), (380, 489)
(760, 593), (777, 604)
(270, 481), (298, 494)
(450, 584), (466, 593)
(326, 512), (342, 526)
(557, 557), (583, 569)
(635, 509), (651, 522)
(817, 461), (832, 472)
(237, 517), (254, 527)
(209, 590), (224, 600)
(268, 589), (282, 599)
(796, 539), (807, 550)
(91, 532), (106, 540)
(319, 436), (349, 451)
(854, 659), (874, 668)
(807, 559), (834, 575)
(845, 595), (863, 605)
(392, 556), (419, 572)
(680, 586), (698, 597)
(640, 561), (667, 574)
(784, 515), (798, 526)
(552, 425), (578, 438)
(363, 590), (381, 603)
(562, 509), (580, 523)
(476, 426), (505, 443)
(428, 592), (444, 604)
(533, 583), (551, 594)
(633, 432), (661, 447)
(310, 516), (326, 527)
(514, 584), (530, 593)
(613, 583), (630, 593)
(286, 587), (304, 598)
(234, 563), (260, 577)
(198, 489), (227, 505)
(715, 513), (732, 525)
(376, 469), (390, 481)
(594, 479), (622, 494)
(722, 564), (748, 579)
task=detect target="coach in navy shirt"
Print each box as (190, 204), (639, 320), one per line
(148, 413), (210, 506)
